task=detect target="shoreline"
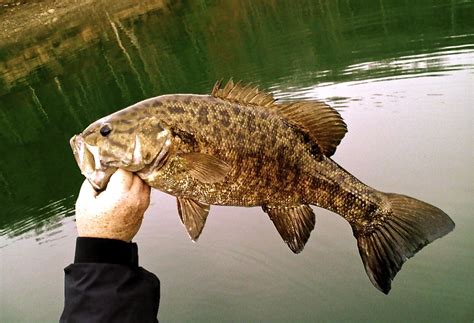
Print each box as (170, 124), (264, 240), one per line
(0, 0), (167, 46)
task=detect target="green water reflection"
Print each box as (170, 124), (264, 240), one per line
(0, 0), (473, 321)
(1, 0), (473, 236)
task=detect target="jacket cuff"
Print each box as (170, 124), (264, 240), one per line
(74, 237), (139, 268)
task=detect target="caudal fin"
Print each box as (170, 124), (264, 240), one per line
(353, 193), (454, 294)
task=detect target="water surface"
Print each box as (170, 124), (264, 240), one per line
(1, 0), (473, 321)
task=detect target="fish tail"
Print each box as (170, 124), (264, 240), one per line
(352, 192), (454, 294)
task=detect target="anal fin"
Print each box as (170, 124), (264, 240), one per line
(177, 197), (210, 241)
(262, 205), (316, 253)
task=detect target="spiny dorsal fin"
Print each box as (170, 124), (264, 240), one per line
(262, 204), (316, 253)
(211, 79), (276, 108)
(212, 80), (347, 157)
(177, 197), (210, 241)
(277, 101), (347, 157)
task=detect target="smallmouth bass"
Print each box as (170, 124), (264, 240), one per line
(70, 80), (454, 294)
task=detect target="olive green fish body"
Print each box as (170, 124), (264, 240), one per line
(139, 95), (316, 205)
(140, 95), (382, 226)
(70, 80), (454, 294)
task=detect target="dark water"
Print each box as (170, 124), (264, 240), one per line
(1, 0), (473, 321)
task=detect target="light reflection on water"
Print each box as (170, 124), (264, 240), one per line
(1, 51), (473, 322)
(275, 46), (474, 101)
(0, 195), (75, 247)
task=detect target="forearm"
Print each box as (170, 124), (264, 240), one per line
(60, 238), (160, 323)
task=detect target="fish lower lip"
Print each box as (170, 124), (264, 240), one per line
(85, 143), (103, 170)
(71, 135), (93, 173)
(88, 168), (117, 190)
(70, 134), (116, 190)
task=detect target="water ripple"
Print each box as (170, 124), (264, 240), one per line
(0, 195), (75, 246)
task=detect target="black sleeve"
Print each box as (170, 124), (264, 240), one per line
(60, 237), (160, 323)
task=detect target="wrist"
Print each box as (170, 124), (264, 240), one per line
(74, 237), (139, 267)
(76, 215), (143, 242)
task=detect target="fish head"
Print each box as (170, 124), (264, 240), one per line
(70, 109), (173, 190)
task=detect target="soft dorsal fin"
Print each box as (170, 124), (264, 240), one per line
(211, 80), (347, 157)
(277, 101), (347, 157)
(211, 79), (276, 108)
(262, 204), (316, 253)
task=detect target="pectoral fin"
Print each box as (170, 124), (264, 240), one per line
(181, 152), (231, 183)
(262, 205), (316, 253)
(177, 197), (210, 241)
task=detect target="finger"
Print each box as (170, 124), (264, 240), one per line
(107, 168), (133, 193)
(130, 173), (145, 193)
(142, 183), (151, 195)
(141, 184), (151, 208)
(130, 175), (151, 207)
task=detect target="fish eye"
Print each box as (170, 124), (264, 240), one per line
(100, 124), (112, 137)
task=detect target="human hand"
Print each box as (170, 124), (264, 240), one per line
(75, 169), (151, 242)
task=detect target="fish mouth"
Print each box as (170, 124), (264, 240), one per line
(70, 135), (117, 191)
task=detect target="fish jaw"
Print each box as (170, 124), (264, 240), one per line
(70, 134), (117, 190)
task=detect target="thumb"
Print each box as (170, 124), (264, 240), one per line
(106, 169), (133, 194)
(77, 179), (98, 203)
(76, 179), (98, 216)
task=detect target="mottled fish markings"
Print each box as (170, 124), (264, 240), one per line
(167, 105), (185, 114)
(71, 80), (454, 294)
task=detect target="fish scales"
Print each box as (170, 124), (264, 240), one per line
(70, 80), (454, 294)
(141, 94), (376, 217)
(139, 95), (293, 201)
